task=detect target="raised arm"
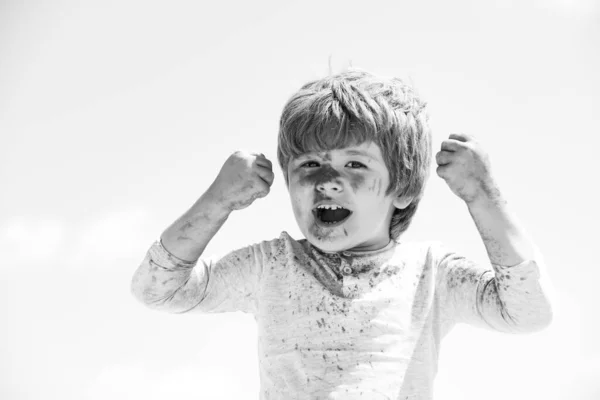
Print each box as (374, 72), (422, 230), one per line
(130, 151), (274, 313)
(161, 151), (275, 262)
(435, 133), (553, 332)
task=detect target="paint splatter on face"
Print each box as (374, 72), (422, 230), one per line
(287, 141), (407, 253)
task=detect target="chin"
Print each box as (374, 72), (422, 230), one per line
(305, 232), (351, 253)
(297, 216), (355, 252)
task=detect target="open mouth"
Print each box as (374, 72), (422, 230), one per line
(312, 204), (352, 227)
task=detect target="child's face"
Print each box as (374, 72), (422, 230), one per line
(287, 141), (410, 253)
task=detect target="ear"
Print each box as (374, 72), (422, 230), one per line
(392, 194), (413, 210)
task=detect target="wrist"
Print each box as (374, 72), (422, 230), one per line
(191, 190), (234, 219)
(465, 177), (504, 208)
(466, 193), (505, 212)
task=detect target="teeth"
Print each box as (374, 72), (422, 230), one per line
(317, 205), (343, 210)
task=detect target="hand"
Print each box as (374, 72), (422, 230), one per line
(207, 151), (275, 211)
(435, 133), (501, 204)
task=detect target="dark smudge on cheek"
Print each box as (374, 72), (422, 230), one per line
(349, 174), (365, 192)
(298, 164), (341, 187)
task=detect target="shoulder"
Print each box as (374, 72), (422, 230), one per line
(243, 231), (304, 259)
(413, 239), (458, 259)
(389, 239), (455, 271)
(395, 239), (447, 260)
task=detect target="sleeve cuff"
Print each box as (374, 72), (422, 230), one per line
(148, 239), (199, 270)
(492, 259), (541, 281)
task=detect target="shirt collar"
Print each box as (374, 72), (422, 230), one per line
(309, 238), (398, 259)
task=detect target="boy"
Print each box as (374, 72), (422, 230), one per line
(131, 69), (553, 399)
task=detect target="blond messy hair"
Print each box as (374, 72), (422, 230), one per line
(277, 68), (432, 240)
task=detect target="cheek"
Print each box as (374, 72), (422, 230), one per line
(364, 177), (383, 196)
(289, 187), (311, 216)
(348, 174), (366, 192)
(297, 175), (313, 187)
(351, 175), (383, 195)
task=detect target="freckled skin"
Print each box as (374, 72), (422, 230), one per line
(287, 142), (410, 253)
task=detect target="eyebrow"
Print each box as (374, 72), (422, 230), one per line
(343, 149), (377, 160)
(294, 149), (377, 161)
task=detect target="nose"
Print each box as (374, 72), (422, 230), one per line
(317, 180), (343, 193)
(313, 164), (344, 193)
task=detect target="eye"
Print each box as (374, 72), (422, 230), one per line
(300, 161), (320, 168)
(346, 161), (366, 169)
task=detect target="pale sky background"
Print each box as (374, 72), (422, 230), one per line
(1, 0), (599, 399)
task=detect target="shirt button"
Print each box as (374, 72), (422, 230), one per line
(342, 266), (353, 275)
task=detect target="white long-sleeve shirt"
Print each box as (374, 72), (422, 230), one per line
(131, 231), (552, 400)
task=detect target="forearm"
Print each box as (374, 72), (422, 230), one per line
(466, 190), (535, 267)
(436, 134), (552, 331)
(131, 189), (231, 312)
(466, 190), (553, 332)
(161, 190), (232, 263)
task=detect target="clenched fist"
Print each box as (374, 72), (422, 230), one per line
(207, 151), (275, 211)
(435, 133), (501, 204)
